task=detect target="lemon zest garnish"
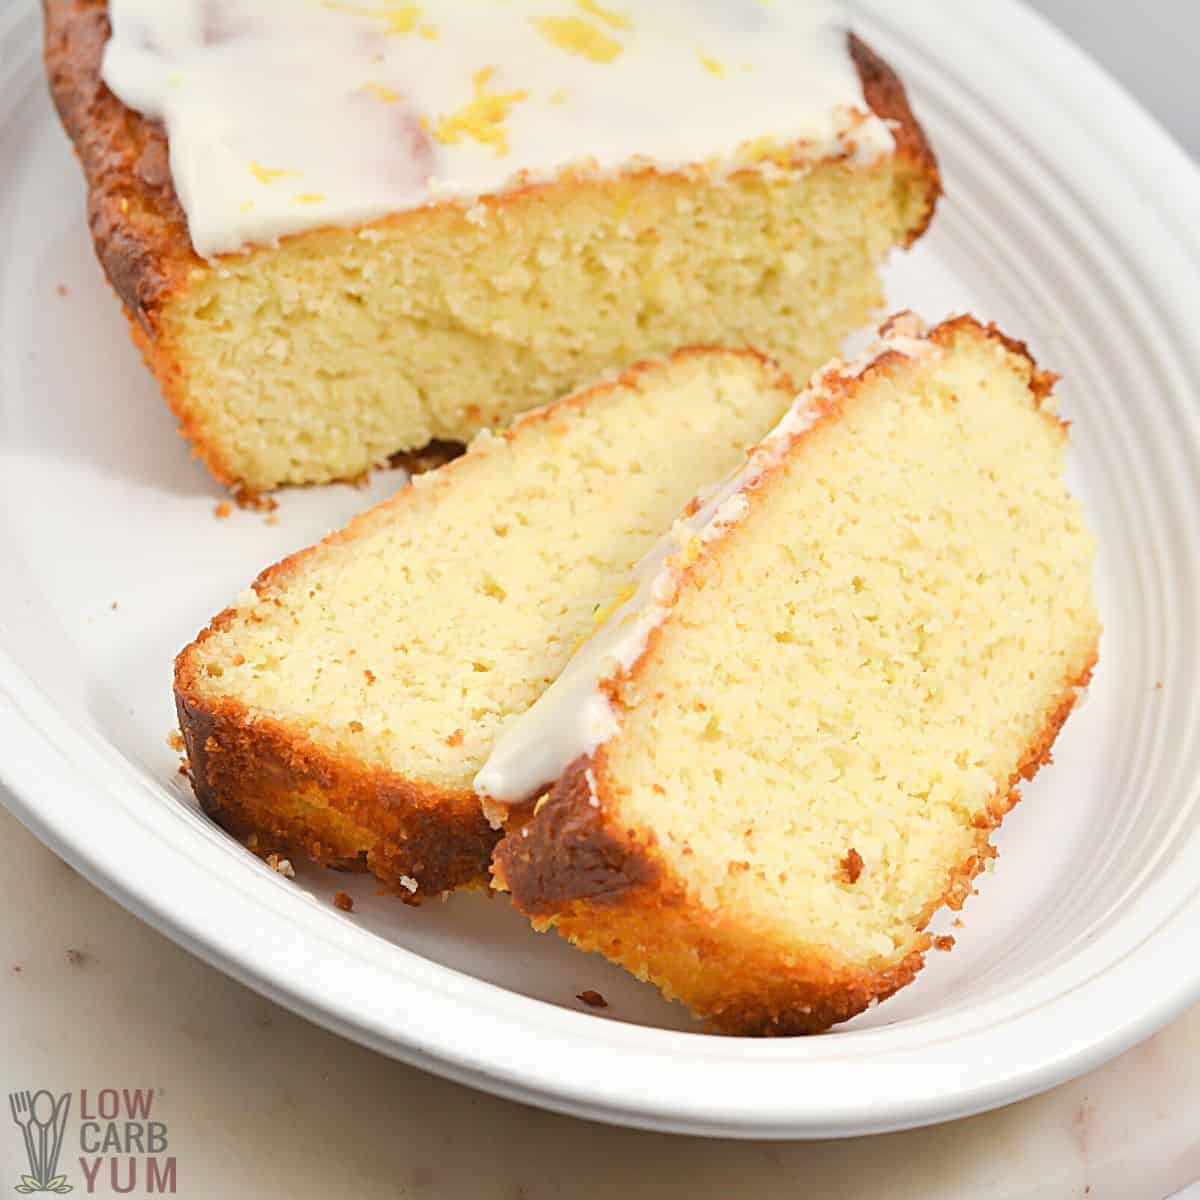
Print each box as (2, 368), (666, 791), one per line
(699, 51), (726, 79)
(295, 193), (327, 204)
(534, 16), (623, 63)
(577, 0), (630, 30)
(239, 200), (255, 214)
(571, 581), (639, 654)
(433, 68), (528, 156)
(418, 23), (438, 38)
(322, 2), (421, 35)
(737, 136), (793, 168)
(250, 161), (298, 185)
(364, 81), (401, 102)
(549, 89), (568, 106)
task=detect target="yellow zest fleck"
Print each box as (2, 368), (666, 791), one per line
(577, 0), (630, 30)
(322, 2), (421, 35)
(364, 81), (401, 102)
(239, 200), (255, 214)
(534, 16), (623, 63)
(549, 89), (568, 106)
(119, 197), (129, 213)
(738, 136), (793, 168)
(418, 114), (431, 133)
(433, 68), (529, 156)
(572, 580), (639, 654)
(610, 183), (633, 220)
(418, 23), (437, 39)
(296, 193), (327, 205)
(250, 160), (299, 185)
(698, 51), (726, 79)
(167, 70), (185, 88)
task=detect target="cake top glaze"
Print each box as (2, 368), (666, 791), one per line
(100, 0), (895, 257)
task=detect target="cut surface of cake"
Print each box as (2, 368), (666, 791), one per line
(175, 347), (797, 898)
(45, 0), (939, 493)
(480, 315), (1100, 1035)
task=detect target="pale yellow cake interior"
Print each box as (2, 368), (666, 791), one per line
(170, 163), (929, 490)
(605, 331), (1100, 971)
(184, 351), (794, 788)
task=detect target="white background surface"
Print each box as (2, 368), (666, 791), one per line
(2, 2), (1200, 1196)
(1030, 0), (1198, 157)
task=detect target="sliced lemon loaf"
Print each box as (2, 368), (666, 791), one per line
(46, 0), (938, 493)
(175, 348), (796, 898)
(480, 316), (1100, 1034)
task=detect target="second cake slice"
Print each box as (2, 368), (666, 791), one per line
(480, 316), (1100, 1033)
(176, 348), (795, 898)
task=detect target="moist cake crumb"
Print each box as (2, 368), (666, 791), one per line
(333, 891), (354, 912)
(265, 854), (295, 879)
(577, 990), (608, 1008)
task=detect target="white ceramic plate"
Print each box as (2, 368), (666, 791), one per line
(3, 0), (1199, 1139)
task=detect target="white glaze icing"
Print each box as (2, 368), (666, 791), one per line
(474, 317), (935, 814)
(100, 0), (894, 258)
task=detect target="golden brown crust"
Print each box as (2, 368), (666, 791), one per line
(174, 346), (792, 899)
(494, 319), (1094, 1035)
(495, 758), (661, 914)
(43, 0), (195, 321)
(848, 33), (941, 245)
(928, 314), (1060, 409)
(175, 684), (498, 901)
(42, 0), (245, 486)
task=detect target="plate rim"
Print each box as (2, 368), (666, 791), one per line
(3, 0), (1200, 1138)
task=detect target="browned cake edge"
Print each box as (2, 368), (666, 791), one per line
(43, 0), (940, 493)
(491, 317), (1093, 1035)
(174, 347), (793, 901)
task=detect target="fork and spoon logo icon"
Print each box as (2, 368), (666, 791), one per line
(7, 1092), (72, 1195)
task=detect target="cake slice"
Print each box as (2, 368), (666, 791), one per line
(45, 0), (938, 494)
(175, 348), (796, 898)
(480, 316), (1100, 1034)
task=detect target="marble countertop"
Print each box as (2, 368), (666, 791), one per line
(2, 803), (1199, 1200)
(5, 5), (1200, 1198)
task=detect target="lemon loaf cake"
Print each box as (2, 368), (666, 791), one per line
(45, 0), (939, 495)
(480, 315), (1100, 1034)
(175, 347), (796, 898)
